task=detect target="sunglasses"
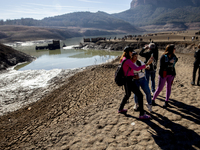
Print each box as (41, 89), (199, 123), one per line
(131, 51), (138, 56)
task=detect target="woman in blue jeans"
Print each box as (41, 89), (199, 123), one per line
(131, 52), (152, 112)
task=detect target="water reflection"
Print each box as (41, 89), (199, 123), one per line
(49, 49), (61, 55)
(10, 36), (125, 70)
(69, 49), (119, 58)
(14, 47), (121, 71)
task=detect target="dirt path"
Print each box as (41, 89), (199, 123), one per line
(0, 51), (200, 150)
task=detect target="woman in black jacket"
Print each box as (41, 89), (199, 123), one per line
(152, 44), (178, 108)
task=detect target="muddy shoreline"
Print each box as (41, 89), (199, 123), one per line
(1, 30), (200, 149)
(1, 50), (200, 149)
(75, 30), (200, 54)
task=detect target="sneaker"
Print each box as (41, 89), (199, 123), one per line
(145, 103), (152, 112)
(118, 109), (127, 114)
(152, 100), (156, 106)
(191, 81), (195, 85)
(133, 103), (139, 111)
(163, 101), (169, 108)
(139, 114), (151, 119)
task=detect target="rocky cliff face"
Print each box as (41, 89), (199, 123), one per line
(131, 0), (158, 8)
(130, 0), (200, 8)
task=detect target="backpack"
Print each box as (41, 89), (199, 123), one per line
(115, 59), (130, 86)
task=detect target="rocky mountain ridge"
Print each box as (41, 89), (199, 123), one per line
(130, 0), (200, 8)
(112, 0), (200, 30)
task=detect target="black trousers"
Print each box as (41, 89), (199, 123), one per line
(119, 76), (144, 116)
(192, 64), (200, 85)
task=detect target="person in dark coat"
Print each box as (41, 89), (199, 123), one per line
(191, 44), (200, 86)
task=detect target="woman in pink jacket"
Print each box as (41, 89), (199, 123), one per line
(118, 46), (153, 119)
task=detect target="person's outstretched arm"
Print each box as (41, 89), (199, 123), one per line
(139, 47), (149, 57)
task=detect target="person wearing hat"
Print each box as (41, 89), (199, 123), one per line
(118, 46), (153, 119)
(191, 44), (200, 86)
(139, 43), (158, 95)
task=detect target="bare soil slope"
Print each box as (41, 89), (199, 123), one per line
(0, 51), (200, 149)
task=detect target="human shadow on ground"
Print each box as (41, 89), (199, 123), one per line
(147, 112), (200, 150)
(125, 111), (200, 149)
(125, 96), (200, 150)
(156, 95), (200, 124)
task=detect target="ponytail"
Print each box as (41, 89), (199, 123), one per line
(120, 51), (130, 63)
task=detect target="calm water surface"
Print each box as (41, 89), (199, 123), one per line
(10, 34), (144, 70)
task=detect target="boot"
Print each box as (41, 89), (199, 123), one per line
(197, 80), (200, 86)
(152, 100), (156, 106)
(163, 101), (169, 108)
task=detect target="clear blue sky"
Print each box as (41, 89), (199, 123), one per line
(0, 0), (132, 20)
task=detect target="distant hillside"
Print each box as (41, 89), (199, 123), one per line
(113, 0), (200, 30)
(1, 11), (140, 34)
(2, 0), (200, 34)
(0, 25), (81, 43)
(0, 25), (121, 43)
(41, 11), (139, 32)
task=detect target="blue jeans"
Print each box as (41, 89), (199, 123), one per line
(134, 77), (152, 105)
(145, 70), (156, 93)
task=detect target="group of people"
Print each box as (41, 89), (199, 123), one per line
(118, 43), (179, 120)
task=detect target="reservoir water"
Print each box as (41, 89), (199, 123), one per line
(10, 35), (126, 71)
(1, 33), (147, 115)
(7, 32), (150, 71)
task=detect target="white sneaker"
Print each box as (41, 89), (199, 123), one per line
(133, 103), (139, 111)
(145, 103), (152, 112)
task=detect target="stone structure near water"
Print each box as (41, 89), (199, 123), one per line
(35, 40), (60, 50)
(83, 37), (106, 43)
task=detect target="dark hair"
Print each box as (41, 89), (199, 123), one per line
(124, 46), (133, 53)
(136, 60), (142, 66)
(163, 44), (175, 55)
(131, 51), (141, 66)
(120, 46), (133, 62)
(120, 51), (131, 62)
